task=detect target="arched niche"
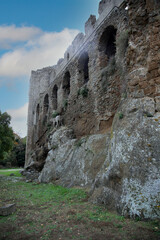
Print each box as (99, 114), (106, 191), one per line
(43, 94), (49, 114)
(52, 85), (58, 110)
(78, 52), (89, 84)
(99, 25), (117, 60)
(36, 104), (40, 122)
(63, 71), (70, 99)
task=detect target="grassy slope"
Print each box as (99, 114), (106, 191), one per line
(0, 175), (159, 240)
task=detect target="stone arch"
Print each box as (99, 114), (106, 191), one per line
(99, 25), (117, 60)
(67, 53), (70, 60)
(43, 94), (49, 114)
(52, 85), (58, 110)
(63, 71), (70, 99)
(78, 52), (89, 84)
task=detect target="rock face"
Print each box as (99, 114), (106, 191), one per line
(39, 127), (109, 186)
(91, 98), (160, 219)
(25, 0), (160, 219)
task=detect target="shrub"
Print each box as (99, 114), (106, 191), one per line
(63, 99), (68, 109)
(74, 139), (84, 147)
(119, 112), (124, 120)
(52, 112), (59, 118)
(77, 86), (89, 98)
(143, 111), (153, 117)
(81, 87), (89, 98)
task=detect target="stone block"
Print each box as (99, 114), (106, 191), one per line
(149, 79), (155, 86)
(139, 81), (148, 88)
(150, 69), (159, 78)
(0, 204), (16, 216)
(154, 77), (160, 84)
(129, 78), (139, 86)
(144, 86), (156, 96)
(148, 62), (158, 71)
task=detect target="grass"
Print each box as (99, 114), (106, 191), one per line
(0, 175), (159, 240)
(0, 168), (22, 177)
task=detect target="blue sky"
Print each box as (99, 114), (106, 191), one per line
(0, 0), (100, 137)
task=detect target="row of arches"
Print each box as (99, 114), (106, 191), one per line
(36, 25), (117, 122)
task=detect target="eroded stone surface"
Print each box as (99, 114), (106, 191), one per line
(91, 98), (160, 219)
(39, 129), (109, 186)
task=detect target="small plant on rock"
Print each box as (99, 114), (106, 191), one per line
(63, 99), (68, 109)
(77, 86), (89, 98)
(119, 112), (124, 120)
(52, 112), (59, 118)
(74, 139), (84, 147)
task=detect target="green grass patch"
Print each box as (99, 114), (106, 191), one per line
(0, 169), (22, 177)
(0, 177), (159, 240)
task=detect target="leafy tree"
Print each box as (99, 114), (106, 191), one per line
(3, 135), (26, 167)
(0, 111), (14, 163)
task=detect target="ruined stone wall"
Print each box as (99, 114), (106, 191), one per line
(25, 0), (160, 219)
(26, 0), (127, 166)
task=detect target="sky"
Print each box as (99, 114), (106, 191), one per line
(0, 0), (100, 137)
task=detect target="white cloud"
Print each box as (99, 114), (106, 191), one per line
(0, 25), (79, 81)
(0, 25), (42, 49)
(7, 103), (28, 137)
(1, 25), (79, 136)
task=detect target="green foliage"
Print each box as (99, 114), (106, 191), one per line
(52, 112), (59, 118)
(119, 112), (124, 120)
(3, 135), (26, 167)
(77, 86), (89, 98)
(63, 99), (68, 109)
(122, 92), (127, 99)
(52, 144), (58, 150)
(116, 30), (129, 57)
(74, 139), (83, 147)
(74, 138), (87, 148)
(0, 180), (87, 206)
(0, 169), (22, 177)
(143, 111), (153, 118)
(0, 111), (14, 163)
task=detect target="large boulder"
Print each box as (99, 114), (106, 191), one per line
(39, 127), (109, 187)
(91, 97), (160, 219)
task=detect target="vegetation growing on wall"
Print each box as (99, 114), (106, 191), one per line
(52, 112), (59, 118)
(77, 86), (89, 98)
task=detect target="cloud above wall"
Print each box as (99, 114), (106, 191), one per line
(0, 25), (79, 83)
(1, 25), (79, 136)
(0, 25), (42, 49)
(7, 103), (28, 138)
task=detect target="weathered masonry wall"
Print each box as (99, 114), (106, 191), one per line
(26, 0), (127, 166)
(25, 0), (160, 219)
